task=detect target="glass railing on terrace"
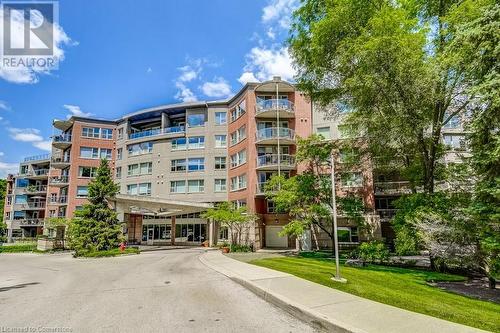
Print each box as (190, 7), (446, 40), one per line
(129, 126), (185, 139)
(256, 99), (294, 114)
(19, 218), (45, 226)
(255, 127), (295, 142)
(24, 153), (51, 162)
(25, 185), (48, 193)
(49, 176), (69, 184)
(49, 195), (68, 204)
(51, 155), (71, 163)
(53, 134), (72, 143)
(27, 169), (50, 176)
(256, 154), (296, 168)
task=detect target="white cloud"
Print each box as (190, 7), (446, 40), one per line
(0, 152), (4, 157)
(7, 127), (51, 152)
(0, 7), (76, 84)
(201, 77), (232, 98)
(262, 0), (299, 29)
(33, 140), (52, 152)
(8, 128), (43, 142)
(0, 161), (18, 178)
(63, 104), (93, 118)
(174, 82), (197, 103)
(266, 27), (276, 40)
(238, 72), (260, 85)
(174, 58), (205, 102)
(146, 67), (153, 73)
(0, 100), (11, 111)
(242, 46), (296, 82)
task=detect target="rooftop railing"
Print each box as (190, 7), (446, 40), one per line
(23, 153), (51, 162)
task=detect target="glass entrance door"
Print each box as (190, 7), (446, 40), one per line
(147, 228), (154, 245)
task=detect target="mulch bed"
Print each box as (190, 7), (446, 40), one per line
(430, 279), (499, 303)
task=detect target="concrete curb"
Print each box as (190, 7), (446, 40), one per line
(199, 251), (364, 333)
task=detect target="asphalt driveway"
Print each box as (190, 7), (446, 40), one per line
(0, 248), (317, 333)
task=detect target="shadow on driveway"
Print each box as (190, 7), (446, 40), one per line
(0, 282), (40, 293)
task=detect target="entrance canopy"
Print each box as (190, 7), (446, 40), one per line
(111, 194), (213, 217)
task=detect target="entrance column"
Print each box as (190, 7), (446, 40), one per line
(208, 218), (213, 247)
(171, 216), (176, 245)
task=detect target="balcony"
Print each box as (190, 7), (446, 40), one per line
(19, 218), (45, 227)
(377, 209), (397, 221)
(51, 156), (71, 169)
(128, 126), (185, 142)
(255, 127), (295, 145)
(49, 176), (69, 187)
(52, 134), (72, 149)
(374, 181), (413, 195)
(256, 154), (296, 171)
(25, 169), (50, 179)
(48, 195), (68, 205)
(24, 185), (48, 194)
(255, 182), (280, 196)
(255, 99), (295, 118)
(24, 153), (51, 163)
(22, 202), (46, 210)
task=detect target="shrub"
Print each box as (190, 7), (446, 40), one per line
(0, 243), (37, 253)
(229, 244), (252, 252)
(78, 247), (139, 258)
(357, 241), (390, 263)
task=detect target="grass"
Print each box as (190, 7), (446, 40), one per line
(78, 247), (140, 258)
(251, 256), (500, 332)
(0, 243), (37, 253)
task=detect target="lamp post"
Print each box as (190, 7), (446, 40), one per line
(330, 152), (347, 283)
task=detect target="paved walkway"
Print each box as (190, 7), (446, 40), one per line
(199, 250), (487, 333)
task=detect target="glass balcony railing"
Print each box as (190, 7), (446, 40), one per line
(25, 185), (48, 193)
(256, 127), (295, 142)
(24, 153), (51, 162)
(373, 181), (413, 195)
(49, 176), (69, 184)
(26, 169), (50, 177)
(19, 218), (45, 226)
(129, 126), (185, 140)
(256, 181), (280, 194)
(256, 99), (294, 114)
(53, 134), (72, 143)
(51, 156), (71, 164)
(23, 202), (46, 209)
(49, 196), (68, 204)
(256, 154), (296, 168)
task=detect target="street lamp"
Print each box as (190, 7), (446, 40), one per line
(330, 152), (347, 283)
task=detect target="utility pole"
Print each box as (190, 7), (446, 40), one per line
(331, 152), (347, 283)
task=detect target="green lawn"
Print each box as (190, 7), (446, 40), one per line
(251, 257), (500, 332)
(0, 243), (37, 253)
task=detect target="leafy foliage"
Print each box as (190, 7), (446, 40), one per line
(356, 241), (390, 264)
(0, 179), (6, 241)
(67, 159), (123, 256)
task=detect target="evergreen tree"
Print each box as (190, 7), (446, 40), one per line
(68, 159), (123, 256)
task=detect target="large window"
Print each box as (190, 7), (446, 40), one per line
(215, 135), (227, 148)
(170, 180), (186, 193)
(101, 128), (113, 139)
(338, 227), (359, 243)
(230, 125), (246, 146)
(81, 127), (100, 138)
(230, 149), (247, 168)
(215, 156), (226, 170)
(76, 186), (88, 197)
(116, 167), (122, 179)
(128, 142), (153, 156)
(78, 166), (97, 178)
(117, 148), (122, 160)
(188, 136), (205, 149)
(172, 138), (187, 151)
(188, 180), (204, 193)
(215, 112), (227, 125)
(187, 113), (206, 127)
(214, 179), (226, 192)
(100, 148), (112, 160)
(127, 162), (152, 176)
(443, 134), (466, 150)
(127, 183), (151, 196)
(171, 159), (186, 172)
(188, 158), (205, 172)
(230, 100), (246, 122)
(15, 195), (27, 204)
(80, 147), (98, 159)
(317, 127), (331, 139)
(230, 174), (247, 191)
(340, 172), (363, 188)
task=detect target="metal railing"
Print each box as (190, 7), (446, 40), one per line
(373, 181), (414, 195)
(23, 153), (51, 162)
(19, 218), (45, 226)
(377, 209), (397, 220)
(53, 134), (72, 143)
(26, 169), (50, 177)
(255, 127), (295, 142)
(255, 99), (294, 115)
(49, 176), (69, 184)
(256, 154), (296, 168)
(129, 126), (185, 140)
(256, 182), (280, 195)
(51, 156), (71, 164)
(24, 185), (48, 193)
(22, 202), (46, 209)
(48, 196), (68, 204)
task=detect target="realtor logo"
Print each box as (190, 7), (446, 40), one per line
(1, 0), (59, 69)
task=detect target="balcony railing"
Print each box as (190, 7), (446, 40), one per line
(24, 153), (51, 162)
(377, 209), (397, 220)
(256, 154), (296, 168)
(24, 185), (48, 193)
(49, 196), (68, 204)
(51, 156), (71, 164)
(22, 202), (46, 209)
(129, 126), (185, 140)
(26, 169), (50, 177)
(256, 182), (280, 195)
(19, 218), (45, 226)
(373, 181), (413, 195)
(255, 127), (295, 142)
(255, 99), (294, 115)
(49, 176), (69, 185)
(53, 134), (72, 143)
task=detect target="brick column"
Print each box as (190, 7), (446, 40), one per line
(171, 216), (176, 245)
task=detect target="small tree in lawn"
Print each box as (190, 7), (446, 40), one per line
(68, 159), (123, 256)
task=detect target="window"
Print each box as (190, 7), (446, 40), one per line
(82, 127), (100, 138)
(171, 159), (186, 172)
(188, 180), (204, 193)
(101, 128), (113, 139)
(230, 100), (246, 122)
(127, 184), (137, 195)
(230, 125), (246, 145)
(215, 156), (226, 170)
(15, 195), (27, 204)
(187, 113), (206, 127)
(116, 167), (122, 179)
(230, 149), (247, 168)
(219, 226), (228, 240)
(215, 112), (227, 125)
(128, 162), (152, 176)
(100, 148), (112, 160)
(16, 178), (28, 187)
(138, 183), (151, 196)
(172, 138), (187, 151)
(232, 199), (246, 209)
(336, 101), (353, 113)
(230, 174), (247, 191)
(443, 114), (461, 129)
(317, 127), (331, 139)
(341, 172), (363, 188)
(188, 158), (205, 172)
(215, 135), (227, 148)
(78, 166), (97, 178)
(117, 128), (123, 140)
(76, 186), (88, 197)
(214, 179), (226, 192)
(128, 142), (153, 156)
(170, 180), (186, 193)
(188, 136), (205, 149)
(117, 148), (122, 160)
(443, 134), (466, 150)
(267, 200), (282, 213)
(338, 227), (359, 243)
(80, 147), (98, 159)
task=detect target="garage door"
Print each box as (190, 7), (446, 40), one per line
(265, 226), (288, 248)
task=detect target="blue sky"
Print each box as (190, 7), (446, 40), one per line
(0, 0), (298, 176)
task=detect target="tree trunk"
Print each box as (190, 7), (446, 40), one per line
(488, 276), (496, 289)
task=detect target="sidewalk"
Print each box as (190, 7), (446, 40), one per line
(199, 250), (486, 333)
